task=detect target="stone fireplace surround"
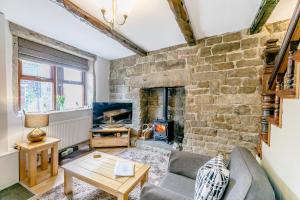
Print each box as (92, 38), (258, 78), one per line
(109, 20), (289, 156)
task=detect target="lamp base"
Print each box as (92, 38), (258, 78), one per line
(27, 128), (46, 142)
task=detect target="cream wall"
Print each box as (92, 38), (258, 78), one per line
(95, 56), (110, 102)
(262, 97), (300, 200)
(0, 12), (8, 154)
(0, 12), (19, 190)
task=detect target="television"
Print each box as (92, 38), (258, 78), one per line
(92, 102), (133, 127)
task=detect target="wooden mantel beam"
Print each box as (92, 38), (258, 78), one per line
(167, 0), (196, 46)
(250, 0), (279, 34)
(55, 0), (147, 56)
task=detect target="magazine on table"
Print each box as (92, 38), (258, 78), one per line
(114, 160), (135, 177)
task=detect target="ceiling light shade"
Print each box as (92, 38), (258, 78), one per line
(99, 0), (113, 19)
(100, 0), (136, 28)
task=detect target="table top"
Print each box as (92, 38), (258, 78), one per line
(16, 137), (60, 150)
(62, 151), (150, 194)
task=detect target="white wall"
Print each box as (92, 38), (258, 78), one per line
(0, 12), (8, 154)
(262, 98), (300, 200)
(0, 12), (19, 190)
(95, 56), (110, 102)
(0, 150), (18, 190)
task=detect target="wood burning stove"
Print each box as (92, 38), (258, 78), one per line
(152, 88), (174, 142)
(153, 119), (174, 142)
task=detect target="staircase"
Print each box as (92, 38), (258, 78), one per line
(257, 4), (300, 158)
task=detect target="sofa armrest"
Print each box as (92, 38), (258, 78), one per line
(140, 183), (191, 200)
(168, 150), (211, 179)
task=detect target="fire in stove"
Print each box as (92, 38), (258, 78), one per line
(155, 124), (166, 133)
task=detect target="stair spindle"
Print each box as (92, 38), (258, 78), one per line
(285, 50), (295, 89)
(274, 81), (281, 122)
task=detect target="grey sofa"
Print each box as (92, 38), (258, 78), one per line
(140, 147), (275, 200)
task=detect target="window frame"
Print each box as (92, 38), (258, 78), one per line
(57, 67), (86, 109)
(18, 59), (87, 112)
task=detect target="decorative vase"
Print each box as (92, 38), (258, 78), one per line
(27, 128), (46, 142)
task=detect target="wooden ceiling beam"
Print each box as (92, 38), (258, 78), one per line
(250, 0), (279, 34)
(167, 0), (196, 46)
(55, 0), (147, 56)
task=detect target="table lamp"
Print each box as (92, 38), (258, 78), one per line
(24, 113), (49, 142)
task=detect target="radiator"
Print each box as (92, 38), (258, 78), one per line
(45, 116), (91, 150)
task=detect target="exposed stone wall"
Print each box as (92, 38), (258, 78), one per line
(110, 20), (289, 156)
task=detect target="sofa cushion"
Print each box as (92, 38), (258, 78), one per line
(194, 155), (230, 200)
(160, 172), (195, 199)
(222, 147), (275, 200)
(168, 150), (212, 180)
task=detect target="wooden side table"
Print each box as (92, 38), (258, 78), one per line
(16, 137), (60, 187)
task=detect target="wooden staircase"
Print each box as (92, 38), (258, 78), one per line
(257, 2), (300, 158)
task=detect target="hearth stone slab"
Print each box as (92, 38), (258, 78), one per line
(135, 139), (172, 156)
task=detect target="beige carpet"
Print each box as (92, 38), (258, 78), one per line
(39, 148), (170, 200)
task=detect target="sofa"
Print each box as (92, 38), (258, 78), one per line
(140, 147), (275, 200)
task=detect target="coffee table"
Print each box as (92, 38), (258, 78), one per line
(62, 151), (150, 200)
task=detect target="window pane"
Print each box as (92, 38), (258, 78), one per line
(63, 68), (82, 82)
(20, 80), (53, 112)
(22, 60), (52, 78)
(63, 84), (83, 109)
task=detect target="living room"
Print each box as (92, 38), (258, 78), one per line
(0, 0), (299, 199)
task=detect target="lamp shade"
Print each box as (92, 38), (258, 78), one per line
(24, 113), (49, 128)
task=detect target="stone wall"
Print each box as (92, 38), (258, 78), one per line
(110, 20), (289, 156)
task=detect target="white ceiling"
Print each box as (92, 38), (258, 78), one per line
(0, 0), (297, 60)
(185, 0), (261, 38)
(0, 0), (134, 60)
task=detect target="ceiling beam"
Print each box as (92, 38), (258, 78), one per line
(167, 0), (196, 46)
(250, 0), (279, 34)
(54, 0), (147, 56)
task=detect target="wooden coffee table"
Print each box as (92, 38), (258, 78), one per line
(62, 151), (150, 200)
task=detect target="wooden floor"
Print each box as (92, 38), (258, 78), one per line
(26, 147), (127, 196)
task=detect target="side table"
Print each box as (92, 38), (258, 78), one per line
(16, 137), (60, 187)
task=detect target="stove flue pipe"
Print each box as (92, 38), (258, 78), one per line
(163, 87), (168, 121)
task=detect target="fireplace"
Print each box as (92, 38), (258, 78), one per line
(140, 86), (185, 144)
(152, 88), (175, 142)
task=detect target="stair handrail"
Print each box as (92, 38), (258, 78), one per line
(268, 1), (300, 89)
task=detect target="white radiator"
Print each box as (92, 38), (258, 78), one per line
(45, 116), (91, 150)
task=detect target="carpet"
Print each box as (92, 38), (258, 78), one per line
(39, 148), (170, 200)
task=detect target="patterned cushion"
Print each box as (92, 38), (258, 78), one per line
(194, 155), (230, 200)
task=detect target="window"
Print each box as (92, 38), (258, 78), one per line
(57, 68), (85, 110)
(19, 60), (86, 112)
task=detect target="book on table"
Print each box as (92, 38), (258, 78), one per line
(114, 160), (135, 177)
